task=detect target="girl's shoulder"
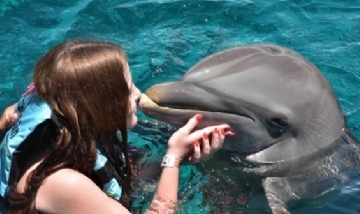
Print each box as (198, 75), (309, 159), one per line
(35, 168), (130, 214)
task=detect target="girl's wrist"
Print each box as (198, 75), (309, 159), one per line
(161, 154), (182, 169)
(165, 147), (183, 159)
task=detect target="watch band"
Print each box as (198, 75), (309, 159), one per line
(161, 155), (182, 168)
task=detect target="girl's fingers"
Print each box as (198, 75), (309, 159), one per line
(186, 124), (235, 163)
(193, 140), (201, 159)
(178, 114), (203, 135)
(218, 128), (226, 149)
(225, 130), (235, 136)
(188, 124), (230, 143)
(202, 133), (211, 155)
(211, 127), (221, 150)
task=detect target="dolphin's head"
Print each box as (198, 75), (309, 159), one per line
(139, 44), (345, 165)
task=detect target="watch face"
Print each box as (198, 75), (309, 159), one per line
(162, 156), (169, 165)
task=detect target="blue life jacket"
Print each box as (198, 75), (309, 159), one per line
(0, 92), (123, 201)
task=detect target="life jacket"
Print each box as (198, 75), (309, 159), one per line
(0, 91), (124, 202)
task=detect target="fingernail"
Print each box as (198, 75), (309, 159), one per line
(195, 114), (203, 121)
(214, 127), (218, 133)
(226, 131), (235, 136)
(194, 140), (199, 147)
(221, 129), (225, 135)
(203, 133), (208, 140)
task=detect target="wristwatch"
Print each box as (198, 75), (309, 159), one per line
(161, 155), (182, 168)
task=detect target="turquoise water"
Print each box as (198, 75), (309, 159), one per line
(1, 0), (360, 213)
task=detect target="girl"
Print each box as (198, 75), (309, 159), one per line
(0, 41), (231, 214)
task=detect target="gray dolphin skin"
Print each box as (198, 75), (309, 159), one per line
(138, 44), (360, 213)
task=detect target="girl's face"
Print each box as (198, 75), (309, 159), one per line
(125, 64), (141, 128)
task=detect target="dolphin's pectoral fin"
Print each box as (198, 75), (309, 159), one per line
(262, 174), (340, 214)
(262, 177), (294, 214)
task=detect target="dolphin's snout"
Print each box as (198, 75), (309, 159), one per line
(138, 93), (158, 109)
(143, 82), (205, 110)
(143, 83), (181, 106)
(144, 85), (162, 103)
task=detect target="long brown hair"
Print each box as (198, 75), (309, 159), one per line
(8, 41), (132, 213)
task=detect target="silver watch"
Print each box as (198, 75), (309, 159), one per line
(161, 155), (181, 168)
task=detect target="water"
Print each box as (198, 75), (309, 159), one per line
(1, 0), (360, 213)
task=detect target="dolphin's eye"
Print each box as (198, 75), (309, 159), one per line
(266, 118), (289, 138)
(270, 118), (288, 127)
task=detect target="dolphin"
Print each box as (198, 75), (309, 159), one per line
(138, 44), (360, 213)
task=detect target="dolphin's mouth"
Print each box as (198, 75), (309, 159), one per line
(139, 93), (254, 126)
(138, 93), (227, 125)
(138, 93), (187, 113)
(138, 81), (256, 123)
(139, 94), (274, 156)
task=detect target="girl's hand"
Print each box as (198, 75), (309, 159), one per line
(0, 103), (19, 131)
(165, 114), (231, 160)
(187, 124), (234, 162)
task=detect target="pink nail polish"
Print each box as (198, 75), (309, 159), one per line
(194, 140), (199, 147)
(203, 133), (208, 140)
